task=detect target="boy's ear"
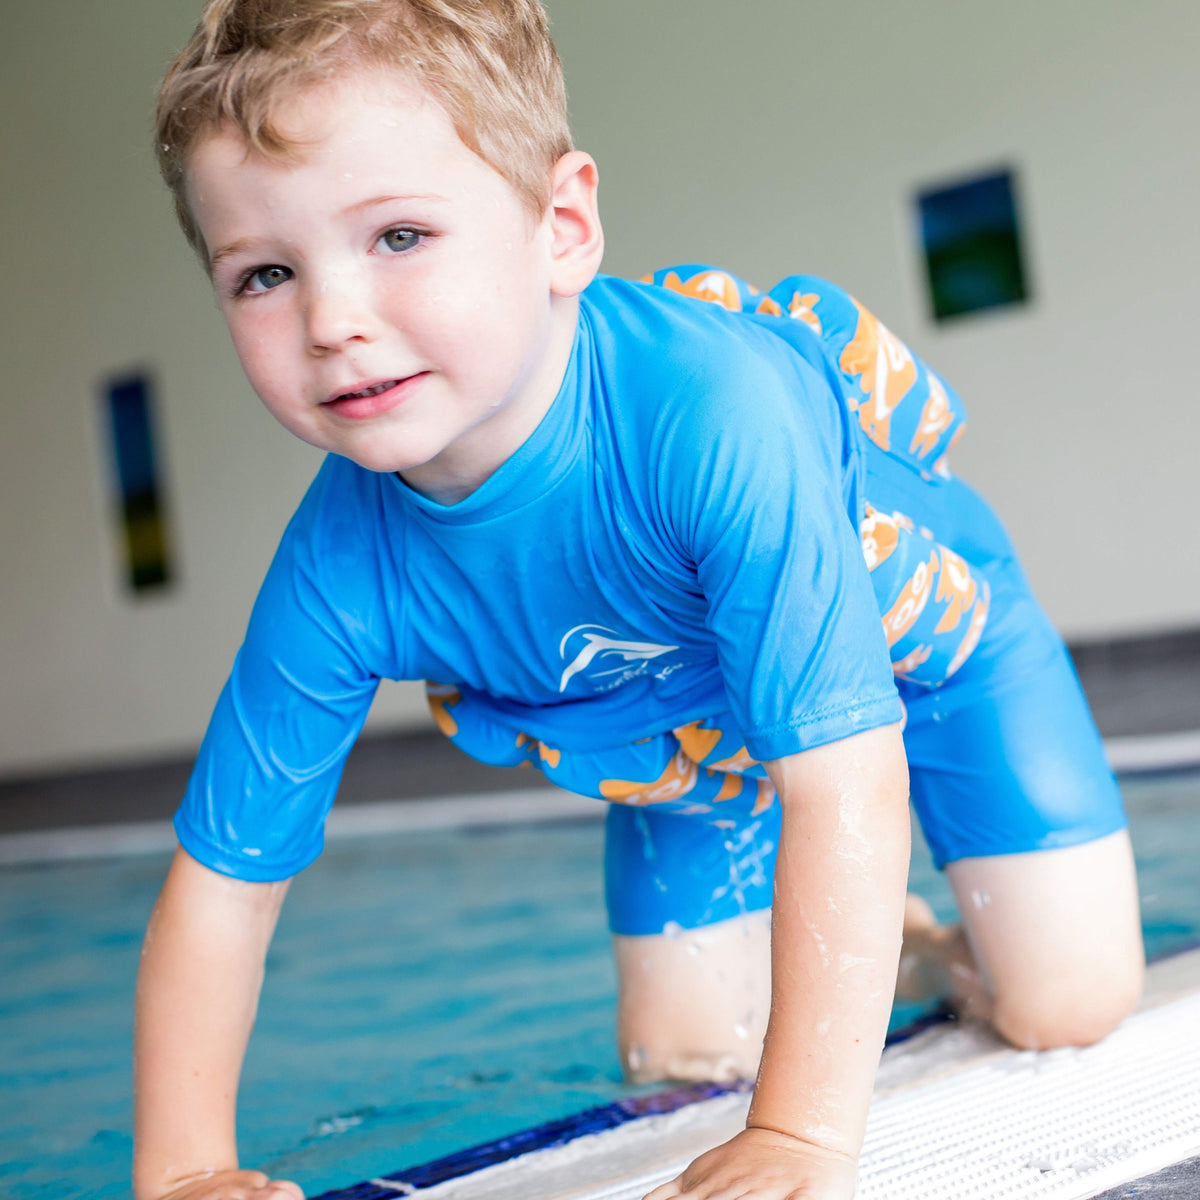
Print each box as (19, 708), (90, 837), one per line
(547, 151), (604, 297)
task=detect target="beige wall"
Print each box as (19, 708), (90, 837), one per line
(2, 1), (1197, 774)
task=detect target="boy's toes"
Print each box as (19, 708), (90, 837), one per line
(903, 892), (938, 936)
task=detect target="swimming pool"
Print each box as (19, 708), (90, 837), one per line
(2, 768), (1198, 1199)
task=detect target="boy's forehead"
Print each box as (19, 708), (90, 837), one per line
(269, 69), (439, 142)
(186, 75), (473, 197)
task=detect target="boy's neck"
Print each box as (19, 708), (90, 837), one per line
(397, 292), (582, 507)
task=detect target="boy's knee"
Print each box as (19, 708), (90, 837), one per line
(991, 957), (1144, 1051)
(617, 1027), (759, 1085)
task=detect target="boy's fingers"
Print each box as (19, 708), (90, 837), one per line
(641, 1177), (684, 1200)
(256, 1182), (304, 1200)
(159, 1169), (305, 1200)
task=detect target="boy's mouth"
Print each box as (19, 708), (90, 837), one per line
(336, 380), (402, 401)
(323, 375), (426, 420)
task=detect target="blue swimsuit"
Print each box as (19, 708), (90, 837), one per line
(176, 269), (1126, 934)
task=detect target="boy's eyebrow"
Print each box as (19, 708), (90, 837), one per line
(343, 192), (449, 215)
(209, 237), (259, 272)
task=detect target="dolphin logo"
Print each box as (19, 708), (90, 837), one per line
(558, 624), (679, 692)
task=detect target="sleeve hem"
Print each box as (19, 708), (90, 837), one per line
(173, 812), (320, 883)
(743, 692), (904, 762)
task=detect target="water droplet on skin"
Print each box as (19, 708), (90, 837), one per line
(971, 889), (991, 909)
(838, 953), (874, 973)
(686, 940), (701, 956)
(732, 1023), (748, 1040)
(662, 920), (683, 939)
(626, 1044), (645, 1071)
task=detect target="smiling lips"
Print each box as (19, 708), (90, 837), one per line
(322, 374), (427, 419)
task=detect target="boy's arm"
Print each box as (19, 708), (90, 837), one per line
(646, 722), (910, 1200)
(134, 848), (302, 1200)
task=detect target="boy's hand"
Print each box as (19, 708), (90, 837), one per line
(151, 1169), (304, 1200)
(644, 1127), (856, 1200)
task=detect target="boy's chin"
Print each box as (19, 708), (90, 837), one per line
(334, 440), (434, 477)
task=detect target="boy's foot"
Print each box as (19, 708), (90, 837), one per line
(895, 894), (991, 1020)
(896, 893), (943, 1001)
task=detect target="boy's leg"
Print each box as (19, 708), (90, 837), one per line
(901, 834), (1143, 1048)
(944, 831), (1142, 1048)
(902, 624), (1145, 1050)
(613, 911), (772, 1083)
(605, 803), (777, 1082)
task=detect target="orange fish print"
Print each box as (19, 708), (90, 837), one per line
(933, 548), (978, 635)
(909, 373), (956, 461)
(787, 291), (823, 335)
(426, 683), (462, 737)
(946, 583), (990, 679)
(839, 299), (918, 452)
(656, 269), (744, 312)
(755, 295), (784, 317)
(516, 731), (562, 767)
(750, 778), (776, 816)
(930, 424), (965, 480)
(600, 749), (699, 805)
(860, 504), (913, 572)
(880, 551), (938, 647)
(674, 721), (722, 763)
(674, 721), (758, 773)
(712, 772), (745, 804)
(892, 644), (933, 678)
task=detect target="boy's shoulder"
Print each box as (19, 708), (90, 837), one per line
(588, 268), (863, 353)
(268, 452), (396, 595)
(579, 271), (853, 450)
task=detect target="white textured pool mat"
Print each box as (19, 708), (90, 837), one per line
(323, 949), (1200, 1200)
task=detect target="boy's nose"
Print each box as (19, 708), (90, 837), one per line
(304, 276), (382, 353)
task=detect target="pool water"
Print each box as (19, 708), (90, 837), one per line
(2, 769), (1198, 1199)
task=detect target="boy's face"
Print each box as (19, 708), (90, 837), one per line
(186, 72), (587, 502)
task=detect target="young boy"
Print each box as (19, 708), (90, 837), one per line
(136, 2), (1145, 1198)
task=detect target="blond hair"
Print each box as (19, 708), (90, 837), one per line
(156, 0), (572, 254)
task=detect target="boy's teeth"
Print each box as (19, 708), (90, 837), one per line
(343, 380), (397, 399)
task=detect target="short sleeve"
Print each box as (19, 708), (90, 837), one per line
(658, 335), (903, 761)
(175, 461), (385, 880)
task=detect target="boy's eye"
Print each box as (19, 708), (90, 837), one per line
(242, 265), (292, 294)
(377, 227), (421, 254)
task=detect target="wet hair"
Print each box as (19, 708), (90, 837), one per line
(155, 0), (573, 254)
